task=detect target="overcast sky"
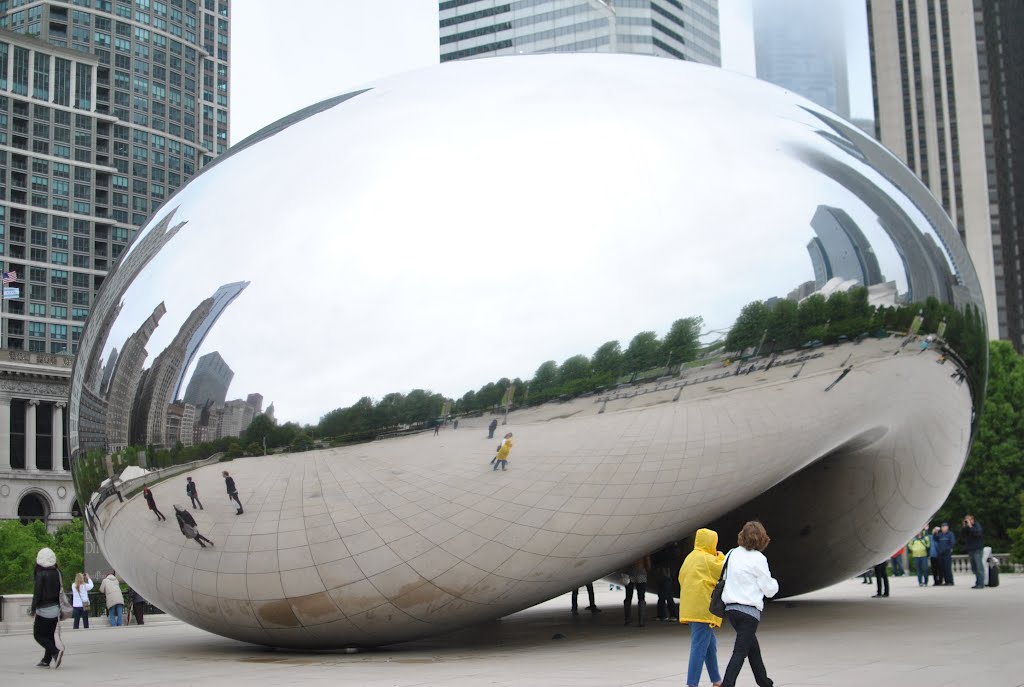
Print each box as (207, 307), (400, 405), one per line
(231, 1), (874, 142)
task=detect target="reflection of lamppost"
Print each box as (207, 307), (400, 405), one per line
(666, 349), (674, 370)
(262, 436), (267, 456)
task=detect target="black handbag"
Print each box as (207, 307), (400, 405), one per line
(709, 552), (731, 617)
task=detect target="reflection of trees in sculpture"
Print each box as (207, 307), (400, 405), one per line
(725, 288), (987, 403)
(315, 316), (706, 439)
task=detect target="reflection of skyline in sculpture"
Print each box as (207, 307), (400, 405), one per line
(103, 303), (166, 451)
(173, 281), (251, 402)
(807, 205), (884, 289)
(70, 210), (185, 452)
(798, 107), (980, 312)
(183, 352), (234, 409)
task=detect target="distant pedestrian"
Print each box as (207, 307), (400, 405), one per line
(433, 423), (440, 436)
(961, 514), (985, 589)
(623, 556), (650, 626)
(492, 432), (513, 471)
(570, 583), (601, 615)
(130, 588), (146, 625)
(174, 504), (215, 548)
(71, 572), (93, 629)
(890, 547), (905, 576)
(142, 485), (166, 521)
(186, 476), (203, 510)
(653, 545), (679, 621)
(908, 529), (931, 586)
(488, 418), (498, 439)
(30, 547), (65, 669)
(99, 572), (125, 626)
(871, 559), (890, 598)
(222, 471), (243, 514)
(929, 526), (943, 585)
(720, 521), (779, 687)
(933, 522), (956, 585)
(453, 418), (459, 430)
(860, 570), (873, 584)
(677, 528), (725, 687)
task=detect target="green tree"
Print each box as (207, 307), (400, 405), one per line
(557, 354), (592, 385)
(765, 300), (800, 350)
(0, 519), (53, 593)
(591, 340), (623, 378)
(936, 340), (1024, 551)
(725, 301), (770, 353)
(797, 294), (829, 336)
(52, 518), (84, 579)
(1010, 493), (1024, 564)
(530, 360), (559, 393)
(662, 316), (703, 365)
(624, 331), (662, 372)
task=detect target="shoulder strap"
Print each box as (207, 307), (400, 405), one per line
(721, 550), (731, 579)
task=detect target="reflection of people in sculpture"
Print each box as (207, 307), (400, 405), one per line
(186, 476), (203, 510)
(142, 486), (166, 521)
(433, 423), (440, 436)
(570, 583), (601, 615)
(174, 505), (215, 548)
(223, 471), (244, 514)
(492, 432), (513, 471)
(488, 418), (498, 439)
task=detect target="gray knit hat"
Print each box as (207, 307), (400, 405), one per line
(36, 547), (57, 567)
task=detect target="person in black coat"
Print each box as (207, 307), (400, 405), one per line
(142, 485), (166, 521)
(30, 547), (64, 669)
(174, 504), (215, 548)
(130, 588), (147, 625)
(186, 476), (203, 510)
(222, 470), (243, 514)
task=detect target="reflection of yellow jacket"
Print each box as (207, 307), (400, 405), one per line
(678, 528), (726, 628)
(496, 439), (513, 461)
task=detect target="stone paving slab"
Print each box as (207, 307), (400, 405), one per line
(1, 575), (1021, 686)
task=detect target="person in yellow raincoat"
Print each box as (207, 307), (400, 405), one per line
(678, 528), (726, 687)
(492, 432), (513, 471)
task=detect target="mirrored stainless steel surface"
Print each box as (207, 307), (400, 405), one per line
(69, 55), (986, 648)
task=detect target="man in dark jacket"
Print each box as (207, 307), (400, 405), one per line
(933, 522), (957, 586)
(186, 476), (203, 510)
(222, 470), (243, 514)
(142, 485), (166, 521)
(31, 547), (64, 668)
(961, 514), (985, 588)
(488, 418), (499, 439)
(174, 504), (215, 548)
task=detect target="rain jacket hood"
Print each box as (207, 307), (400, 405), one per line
(677, 528), (726, 628)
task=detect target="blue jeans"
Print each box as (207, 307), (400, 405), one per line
(914, 556), (929, 584)
(968, 549), (985, 587)
(687, 622), (721, 686)
(108, 603), (124, 626)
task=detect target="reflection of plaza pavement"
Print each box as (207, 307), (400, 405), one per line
(93, 338), (973, 647)
(2, 576), (1021, 685)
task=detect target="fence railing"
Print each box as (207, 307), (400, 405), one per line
(951, 553), (1022, 573)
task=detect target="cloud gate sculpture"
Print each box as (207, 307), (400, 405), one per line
(69, 55), (986, 649)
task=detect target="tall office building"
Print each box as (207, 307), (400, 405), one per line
(439, 0), (720, 66)
(868, 0), (1023, 347)
(753, 0), (850, 118)
(182, 349), (231, 408)
(0, 1), (230, 356)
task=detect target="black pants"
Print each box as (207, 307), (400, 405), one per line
(194, 533), (215, 547)
(722, 610), (773, 687)
(940, 551), (954, 585)
(930, 556), (942, 584)
(624, 581), (647, 625)
(656, 577), (677, 619)
(72, 606), (89, 628)
(873, 562), (889, 596)
(571, 583), (595, 611)
(189, 495), (203, 510)
(150, 506), (166, 520)
(134, 603), (145, 625)
(33, 615), (59, 664)
(229, 492), (243, 512)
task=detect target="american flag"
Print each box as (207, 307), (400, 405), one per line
(1, 271), (16, 284)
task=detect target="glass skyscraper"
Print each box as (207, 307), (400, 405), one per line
(440, 0), (720, 66)
(0, 0), (230, 355)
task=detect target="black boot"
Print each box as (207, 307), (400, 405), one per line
(637, 598), (646, 627)
(623, 601), (631, 626)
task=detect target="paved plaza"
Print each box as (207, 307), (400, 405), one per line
(2, 575), (1021, 686)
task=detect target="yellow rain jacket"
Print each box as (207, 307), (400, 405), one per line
(495, 438), (514, 461)
(677, 528), (726, 628)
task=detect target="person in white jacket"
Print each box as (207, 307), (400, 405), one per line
(720, 521), (779, 687)
(71, 572), (93, 629)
